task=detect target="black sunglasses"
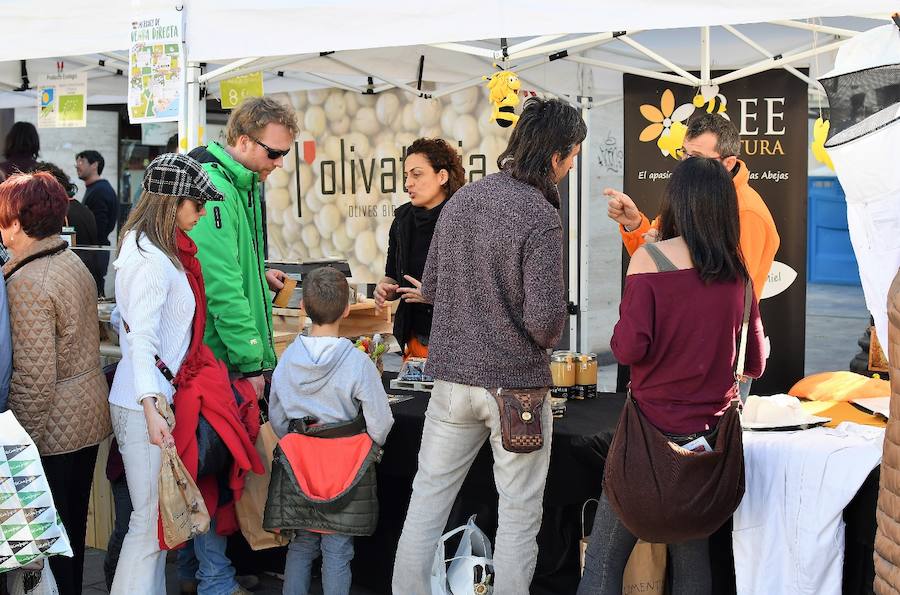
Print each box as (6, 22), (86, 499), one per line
(252, 137), (291, 160)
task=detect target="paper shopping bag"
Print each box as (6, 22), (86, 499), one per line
(235, 422), (288, 550)
(621, 541), (666, 594)
(158, 444), (210, 548)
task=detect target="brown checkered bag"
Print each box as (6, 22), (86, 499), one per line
(491, 387), (549, 453)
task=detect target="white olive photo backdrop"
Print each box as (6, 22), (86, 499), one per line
(264, 87), (513, 283)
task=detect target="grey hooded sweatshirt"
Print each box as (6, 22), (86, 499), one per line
(269, 335), (394, 446)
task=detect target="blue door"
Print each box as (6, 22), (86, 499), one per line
(807, 176), (861, 285)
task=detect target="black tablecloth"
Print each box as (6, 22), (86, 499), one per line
(230, 373), (880, 595)
(352, 376), (625, 594)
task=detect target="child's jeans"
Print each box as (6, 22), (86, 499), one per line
(284, 530), (354, 595)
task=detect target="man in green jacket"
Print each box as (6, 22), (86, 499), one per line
(183, 96), (299, 595)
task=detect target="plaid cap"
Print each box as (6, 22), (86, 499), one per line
(142, 153), (224, 202)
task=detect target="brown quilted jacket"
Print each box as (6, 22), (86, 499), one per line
(876, 269), (900, 594)
(3, 237), (111, 456)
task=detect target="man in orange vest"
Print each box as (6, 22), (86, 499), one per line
(607, 113), (780, 397)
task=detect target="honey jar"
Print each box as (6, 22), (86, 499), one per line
(574, 353), (598, 399)
(550, 351), (576, 399)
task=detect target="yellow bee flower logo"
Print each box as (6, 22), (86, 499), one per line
(639, 89), (695, 160)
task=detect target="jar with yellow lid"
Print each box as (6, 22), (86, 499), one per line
(574, 353), (598, 399)
(550, 351), (576, 399)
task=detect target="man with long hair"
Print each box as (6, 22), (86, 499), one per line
(392, 97), (584, 594)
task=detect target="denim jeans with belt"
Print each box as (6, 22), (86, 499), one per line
(392, 380), (552, 595)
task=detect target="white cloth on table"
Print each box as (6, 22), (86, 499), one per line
(733, 422), (884, 595)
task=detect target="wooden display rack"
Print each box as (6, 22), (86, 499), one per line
(272, 298), (397, 339)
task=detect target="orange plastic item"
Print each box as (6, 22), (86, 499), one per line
(788, 371), (891, 402)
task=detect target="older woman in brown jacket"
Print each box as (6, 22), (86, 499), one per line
(0, 172), (111, 595)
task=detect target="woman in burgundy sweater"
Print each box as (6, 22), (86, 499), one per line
(578, 157), (765, 595)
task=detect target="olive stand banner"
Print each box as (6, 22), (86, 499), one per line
(620, 69), (808, 394)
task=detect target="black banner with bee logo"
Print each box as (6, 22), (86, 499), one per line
(619, 70), (808, 395)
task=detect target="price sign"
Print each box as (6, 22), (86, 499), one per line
(220, 72), (264, 109)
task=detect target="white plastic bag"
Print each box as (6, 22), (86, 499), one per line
(0, 411), (73, 573)
(431, 515), (494, 595)
(7, 564), (60, 595)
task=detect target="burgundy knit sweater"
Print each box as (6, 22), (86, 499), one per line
(421, 171), (567, 388)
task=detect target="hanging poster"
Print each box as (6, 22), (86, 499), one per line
(220, 72), (264, 109)
(621, 70), (808, 394)
(128, 13), (183, 123)
(36, 72), (87, 129)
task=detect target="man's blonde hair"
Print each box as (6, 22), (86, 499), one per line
(225, 97), (299, 146)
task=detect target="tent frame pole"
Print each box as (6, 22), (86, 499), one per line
(772, 20), (863, 37)
(431, 42), (495, 58)
(712, 38), (846, 85)
(186, 61), (202, 151)
(202, 54), (321, 85)
(326, 54), (433, 98)
(700, 26), (711, 84)
(510, 31), (633, 60)
(722, 24), (825, 90)
(576, 95), (591, 353)
(566, 55), (695, 86)
(199, 57), (261, 84)
(506, 35), (568, 57)
(617, 36), (701, 85)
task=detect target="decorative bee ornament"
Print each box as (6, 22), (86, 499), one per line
(692, 84), (729, 119)
(484, 66), (521, 128)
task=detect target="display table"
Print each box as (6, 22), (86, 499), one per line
(216, 377), (887, 594)
(350, 379), (885, 595)
(352, 376), (623, 594)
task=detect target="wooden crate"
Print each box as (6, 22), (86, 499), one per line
(85, 436), (115, 550)
(272, 299), (396, 339)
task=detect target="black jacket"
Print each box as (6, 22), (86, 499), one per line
(385, 202), (441, 351)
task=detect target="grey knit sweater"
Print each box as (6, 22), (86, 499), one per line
(421, 171), (567, 388)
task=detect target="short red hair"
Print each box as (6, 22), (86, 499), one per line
(0, 172), (69, 239)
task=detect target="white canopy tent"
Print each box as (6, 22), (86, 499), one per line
(2, 1), (896, 349)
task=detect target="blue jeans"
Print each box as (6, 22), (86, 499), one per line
(577, 493), (710, 595)
(284, 531), (354, 595)
(177, 518), (239, 595)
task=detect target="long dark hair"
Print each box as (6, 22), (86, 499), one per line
(497, 98), (586, 207)
(406, 138), (466, 199)
(4, 122), (39, 160)
(658, 157), (748, 284)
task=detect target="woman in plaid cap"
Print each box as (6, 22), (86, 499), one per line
(107, 153), (225, 594)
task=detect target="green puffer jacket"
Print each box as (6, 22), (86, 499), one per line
(264, 415), (381, 537)
(188, 142), (276, 374)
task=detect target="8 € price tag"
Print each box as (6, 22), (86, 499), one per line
(220, 72), (264, 109)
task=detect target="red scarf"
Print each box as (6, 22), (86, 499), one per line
(158, 230), (264, 548)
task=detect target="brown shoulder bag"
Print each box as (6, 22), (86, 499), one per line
(603, 277), (752, 543)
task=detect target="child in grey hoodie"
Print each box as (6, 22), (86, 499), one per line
(269, 267), (393, 595)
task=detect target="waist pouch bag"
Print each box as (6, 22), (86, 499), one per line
(490, 387), (549, 453)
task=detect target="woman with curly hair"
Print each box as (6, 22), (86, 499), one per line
(374, 138), (465, 359)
